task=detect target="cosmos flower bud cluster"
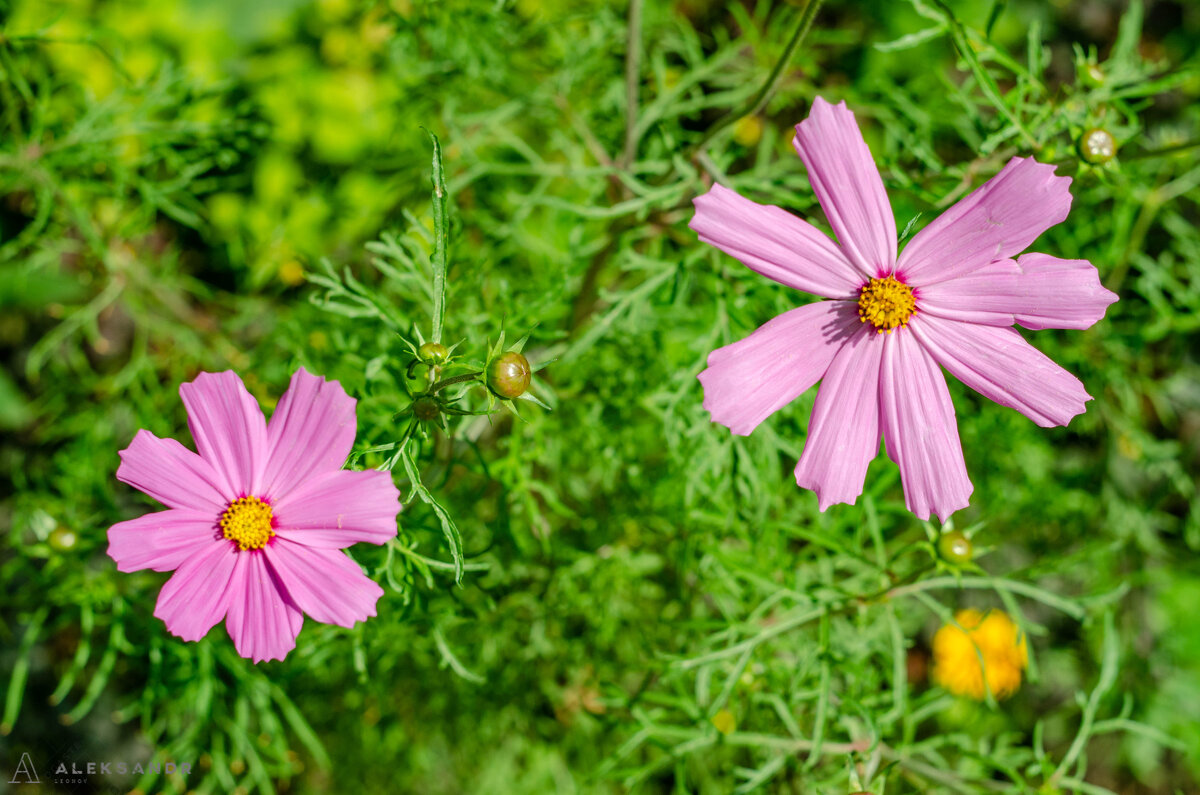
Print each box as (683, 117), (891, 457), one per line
(399, 332), (542, 431)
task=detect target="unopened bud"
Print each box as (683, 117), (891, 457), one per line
(487, 352), (531, 399)
(418, 341), (449, 364)
(938, 530), (973, 564)
(413, 396), (441, 421)
(1080, 128), (1116, 164)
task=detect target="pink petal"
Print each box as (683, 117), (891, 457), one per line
(265, 539), (383, 628)
(916, 254), (1118, 330)
(273, 469), (400, 548)
(108, 509), (221, 573)
(897, 157), (1072, 286)
(690, 183), (863, 299)
(180, 371), (268, 499)
(910, 314), (1092, 428)
(792, 96), (896, 278)
(154, 540), (241, 642)
(261, 368), (358, 502)
(879, 327), (973, 521)
(117, 429), (230, 511)
(699, 301), (860, 436)
(793, 325), (885, 510)
(224, 551), (304, 664)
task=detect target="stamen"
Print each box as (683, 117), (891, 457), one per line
(857, 276), (917, 334)
(219, 496), (275, 551)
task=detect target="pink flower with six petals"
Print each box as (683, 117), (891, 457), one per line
(693, 97), (1117, 520)
(108, 368), (401, 663)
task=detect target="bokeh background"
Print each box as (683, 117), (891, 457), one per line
(1, 0), (1198, 792)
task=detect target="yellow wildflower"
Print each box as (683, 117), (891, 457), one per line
(932, 609), (1028, 700)
(733, 115), (764, 147)
(710, 709), (736, 735)
(278, 260), (305, 287)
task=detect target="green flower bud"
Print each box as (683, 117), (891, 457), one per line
(49, 527), (77, 551)
(412, 395), (441, 422)
(1080, 128), (1116, 164)
(418, 341), (449, 364)
(938, 530), (973, 564)
(487, 351), (531, 399)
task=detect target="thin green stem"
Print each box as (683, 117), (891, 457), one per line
(0, 45), (25, 142)
(1122, 138), (1200, 161)
(888, 575), (1086, 620)
(931, 0), (1037, 149)
(880, 745), (1010, 793)
(1, 606), (49, 734)
(1050, 613), (1119, 784)
(621, 0), (644, 170)
(431, 371), (482, 394)
(394, 542), (488, 573)
(675, 606), (827, 670)
(685, 0), (823, 161)
(426, 131), (449, 343)
(651, 726), (870, 755)
(3, 33), (133, 81)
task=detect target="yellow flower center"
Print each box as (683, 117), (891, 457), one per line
(857, 276), (916, 333)
(220, 496), (275, 551)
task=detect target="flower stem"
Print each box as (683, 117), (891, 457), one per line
(430, 371), (482, 394)
(426, 130), (449, 343)
(621, 0), (644, 170)
(685, 0), (824, 162)
(1123, 137), (1200, 161)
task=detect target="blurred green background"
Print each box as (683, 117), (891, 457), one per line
(1, 0), (1198, 792)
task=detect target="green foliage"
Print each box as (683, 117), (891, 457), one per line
(2, 0), (1199, 793)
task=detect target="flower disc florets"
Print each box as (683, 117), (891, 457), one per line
(858, 276), (916, 333)
(220, 496), (275, 551)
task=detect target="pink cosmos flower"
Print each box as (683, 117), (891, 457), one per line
(108, 368), (401, 663)
(693, 97), (1117, 520)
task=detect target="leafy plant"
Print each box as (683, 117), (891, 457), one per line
(2, 0), (1198, 793)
